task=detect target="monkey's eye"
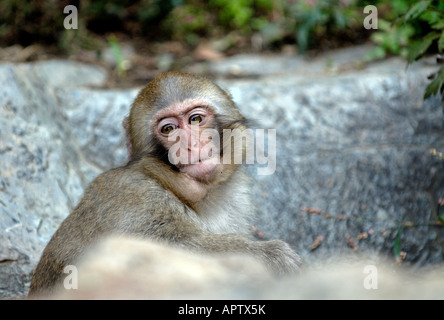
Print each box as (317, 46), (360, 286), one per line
(189, 114), (204, 125)
(160, 124), (176, 135)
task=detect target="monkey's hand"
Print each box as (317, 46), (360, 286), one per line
(185, 234), (301, 276)
(257, 240), (302, 276)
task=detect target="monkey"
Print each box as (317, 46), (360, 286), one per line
(28, 71), (301, 297)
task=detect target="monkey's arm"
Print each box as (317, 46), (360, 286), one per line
(113, 164), (301, 275)
(179, 233), (301, 276)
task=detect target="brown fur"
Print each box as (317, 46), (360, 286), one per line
(28, 72), (301, 297)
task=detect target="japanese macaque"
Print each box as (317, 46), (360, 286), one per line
(28, 71), (301, 297)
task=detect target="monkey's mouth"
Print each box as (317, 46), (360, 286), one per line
(178, 157), (219, 180)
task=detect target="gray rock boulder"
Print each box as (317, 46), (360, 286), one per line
(223, 58), (444, 264)
(0, 61), (108, 298)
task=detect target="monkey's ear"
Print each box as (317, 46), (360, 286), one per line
(122, 117), (130, 131)
(122, 117), (133, 160)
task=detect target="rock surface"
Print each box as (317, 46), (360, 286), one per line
(49, 236), (444, 300)
(223, 57), (444, 264)
(1, 47), (444, 299)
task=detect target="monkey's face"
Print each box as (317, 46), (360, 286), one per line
(152, 99), (221, 182)
(128, 72), (247, 185)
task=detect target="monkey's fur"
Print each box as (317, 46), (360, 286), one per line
(29, 72), (301, 297)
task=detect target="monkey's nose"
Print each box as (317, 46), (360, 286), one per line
(188, 138), (202, 151)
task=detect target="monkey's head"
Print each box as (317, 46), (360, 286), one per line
(125, 71), (248, 184)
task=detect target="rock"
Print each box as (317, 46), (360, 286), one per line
(47, 236), (444, 300)
(56, 87), (138, 169)
(50, 236), (271, 300)
(0, 61), (107, 298)
(1, 47), (444, 299)
(196, 45), (373, 77)
(222, 57), (444, 263)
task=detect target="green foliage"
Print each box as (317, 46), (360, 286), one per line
(0, 0), (176, 48)
(210, 0), (254, 30)
(162, 0), (275, 46)
(364, 0), (424, 61)
(107, 34), (127, 78)
(366, 1), (444, 101)
(395, 1), (443, 62)
(403, 1), (444, 101)
(438, 201), (444, 224)
(425, 65), (444, 100)
(284, 0), (361, 53)
(162, 3), (211, 46)
(365, 19), (415, 60)
(0, 0), (65, 45)
(164, 0), (366, 51)
(2, 0), (443, 77)
(407, 31), (440, 64)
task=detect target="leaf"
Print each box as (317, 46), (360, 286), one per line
(333, 7), (347, 29)
(439, 31), (444, 52)
(432, 21), (444, 30)
(424, 77), (442, 99)
(436, 199), (444, 223)
(407, 32), (441, 64)
(393, 225), (404, 259)
(404, 0), (431, 22)
(424, 66), (444, 99)
(439, 206), (444, 224)
(107, 34), (126, 78)
(377, 19), (391, 32)
(296, 25), (310, 53)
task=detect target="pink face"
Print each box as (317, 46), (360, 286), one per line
(152, 99), (220, 181)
